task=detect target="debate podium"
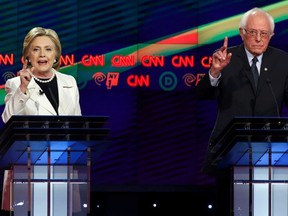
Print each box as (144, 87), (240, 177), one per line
(206, 117), (288, 216)
(0, 115), (109, 216)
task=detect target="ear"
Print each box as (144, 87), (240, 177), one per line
(239, 28), (245, 41)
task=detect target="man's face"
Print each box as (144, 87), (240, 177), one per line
(239, 12), (273, 56)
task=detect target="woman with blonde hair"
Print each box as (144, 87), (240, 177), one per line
(2, 27), (81, 123)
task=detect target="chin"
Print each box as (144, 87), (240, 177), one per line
(37, 68), (52, 73)
(251, 50), (265, 56)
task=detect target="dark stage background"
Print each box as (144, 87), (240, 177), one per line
(0, 1), (287, 214)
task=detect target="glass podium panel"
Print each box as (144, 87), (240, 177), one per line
(234, 166), (288, 216)
(12, 165), (88, 216)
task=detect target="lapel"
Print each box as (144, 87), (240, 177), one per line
(27, 79), (57, 115)
(257, 48), (272, 92)
(56, 72), (72, 114)
(238, 45), (257, 93)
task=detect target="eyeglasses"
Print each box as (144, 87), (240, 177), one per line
(243, 28), (272, 39)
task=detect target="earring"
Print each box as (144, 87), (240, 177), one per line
(54, 59), (57, 63)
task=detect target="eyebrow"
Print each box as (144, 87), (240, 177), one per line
(32, 45), (54, 48)
(249, 28), (270, 32)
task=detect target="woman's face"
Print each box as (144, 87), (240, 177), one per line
(28, 36), (56, 75)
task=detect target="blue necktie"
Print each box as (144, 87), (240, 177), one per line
(251, 57), (259, 88)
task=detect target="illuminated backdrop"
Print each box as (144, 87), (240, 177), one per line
(0, 0), (287, 191)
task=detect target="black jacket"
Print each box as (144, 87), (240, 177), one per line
(196, 44), (288, 146)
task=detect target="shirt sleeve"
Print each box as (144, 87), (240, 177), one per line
(1, 78), (29, 123)
(209, 70), (221, 87)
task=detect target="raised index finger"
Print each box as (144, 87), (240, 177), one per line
(22, 58), (28, 70)
(219, 37), (228, 53)
(223, 36), (228, 49)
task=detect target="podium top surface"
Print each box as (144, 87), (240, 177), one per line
(5, 115), (109, 127)
(0, 115), (109, 142)
(205, 117), (288, 172)
(0, 115), (110, 167)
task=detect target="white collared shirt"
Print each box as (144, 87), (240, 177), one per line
(245, 48), (263, 75)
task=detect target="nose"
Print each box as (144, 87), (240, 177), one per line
(255, 33), (261, 42)
(40, 49), (45, 57)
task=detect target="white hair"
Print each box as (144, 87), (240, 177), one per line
(239, 7), (275, 32)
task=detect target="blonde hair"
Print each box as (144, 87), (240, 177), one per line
(22, 27), (62, 70)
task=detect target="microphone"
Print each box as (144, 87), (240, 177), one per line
(266, 78), (280, 117)
(39, 90), (44, 95)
